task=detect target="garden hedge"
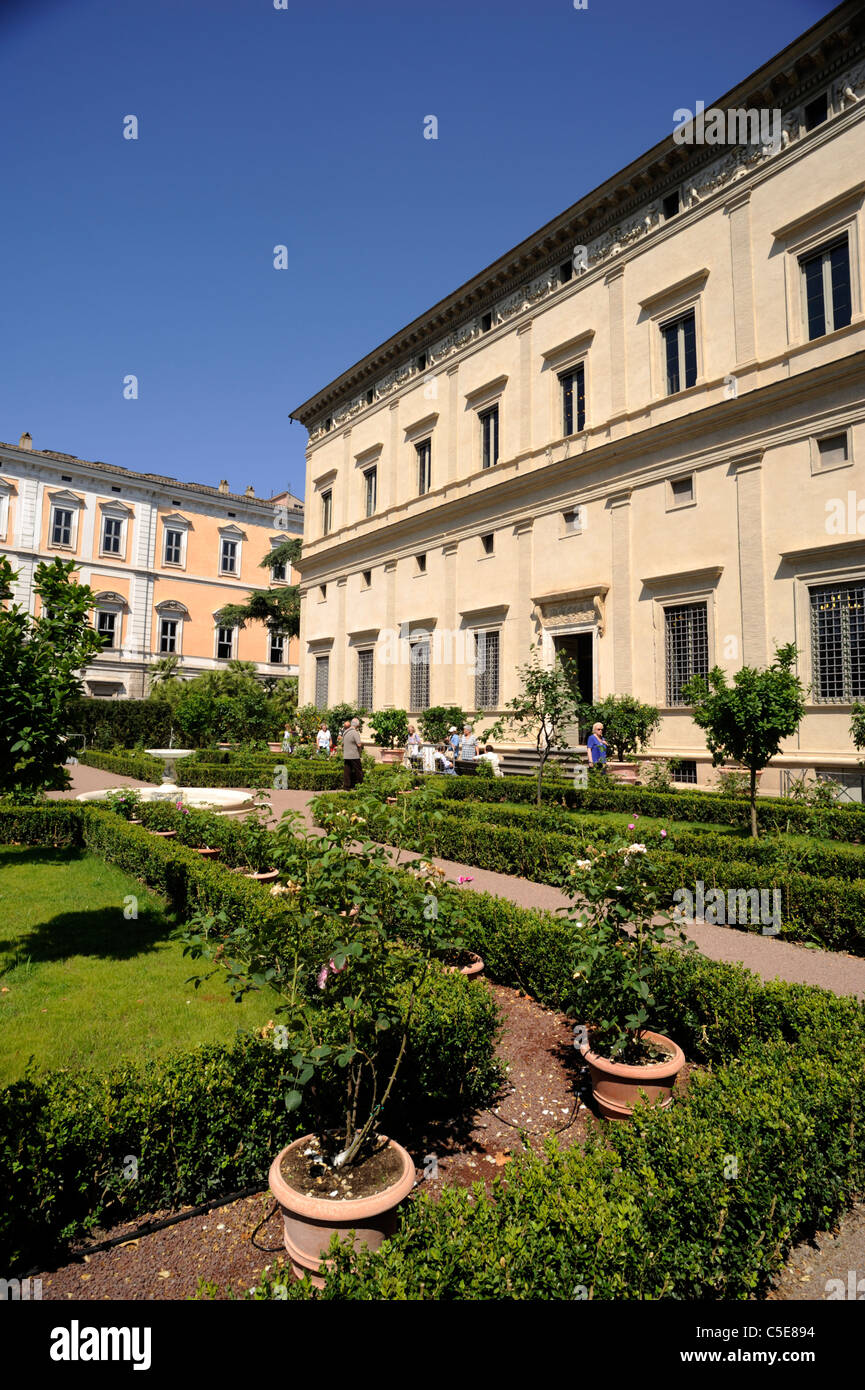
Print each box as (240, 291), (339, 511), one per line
(65, 697), (175, 750)
(78, 750), (342, 791)
(314, 793), (865, 955)
(0, 803), (501, 1269)
(429, 774), (865, 841)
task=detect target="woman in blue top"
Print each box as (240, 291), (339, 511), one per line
(586, 721), (608, 771)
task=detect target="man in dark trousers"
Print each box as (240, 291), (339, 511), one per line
(342, 717), (364, 790)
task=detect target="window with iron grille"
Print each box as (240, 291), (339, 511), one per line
(800, 238), (852, 341)
(96, 610), (117, 646)
(409, 640), (430, 711)
(480, 406), (499, 469)
(315, 655), (330, 709)
(269, 632), (285, 664)
(673, 759), (698, 784)
(474, 630), (500, 709)
(102, 516), (122, 554)
(664, 602), (708, 705)
(51, 508), (73, 547)
(559, 364), (586, 436)
(661, 311), (697, 394)
(216, 626), (234, 660)
(164, 528), (183, 565)
(357, 648), (374, 709)
(416, 441), (431, 496)
(810, 582), (865, 701)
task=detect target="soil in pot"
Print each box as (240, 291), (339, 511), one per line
(279, 1138), (405, 1202)
(442, 948), (485, 979)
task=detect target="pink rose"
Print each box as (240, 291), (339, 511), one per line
(660, 829), (667, 838)
(316, 966), (329, 990)
(457, 875), (474, 884)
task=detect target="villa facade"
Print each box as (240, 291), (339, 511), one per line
(292, 1), (865, 793)
(0, 433), (303, 699)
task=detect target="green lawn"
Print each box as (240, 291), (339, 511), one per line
(0, 846), (277, 1086)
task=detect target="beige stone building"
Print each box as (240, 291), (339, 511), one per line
(291, 1), (865, 794)
(0, 433), (303, 698)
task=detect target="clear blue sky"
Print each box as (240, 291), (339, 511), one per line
(0, 0), (836, 503)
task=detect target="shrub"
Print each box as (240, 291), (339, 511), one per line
(582, 695), (661, 761)
(419, 707), (465, 744)
(369, 709), (409, 750)
(66, 699), (175, 750)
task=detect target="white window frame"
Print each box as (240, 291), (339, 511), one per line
(364, 466), (378, 517)
(219, 536), (240, 577)
(0, 478), (14, 541)
(774, 190), (863, 352)
(215, 624), (236, 660)
(95, 608), (120, 649)
(100, 514), (124, 558)
(269, 631), (286, 665)
(161, 514), (190, 569)
(47, 491), (83, 551)
(639, 272), (708, 401)
(159, 616), (181, 655)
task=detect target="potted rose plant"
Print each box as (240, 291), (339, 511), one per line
(369, 708), (409, 764)
(563, 831), (696, 1120)
(239, 788), (279, 880)
(178, 801), (464, 1285)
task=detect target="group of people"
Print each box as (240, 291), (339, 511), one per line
(403, 723), (503, 777)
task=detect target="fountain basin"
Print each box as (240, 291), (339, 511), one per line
(77, 784), (253, 812)
(144, 749), (195, 760)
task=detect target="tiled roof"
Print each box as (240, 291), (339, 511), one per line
(0, 441), (304, 511)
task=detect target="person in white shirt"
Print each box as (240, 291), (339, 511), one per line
(434, 744), (456, 774)
(316, 721), (331, 756)
(478, 744), (504, 777)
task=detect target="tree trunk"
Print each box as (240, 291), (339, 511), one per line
(750, 765), (758, 839)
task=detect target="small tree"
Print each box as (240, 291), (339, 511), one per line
(368, 708), (409, 750)
(0, 556), (103, 798)
(217, 538), (301, 641)
(486, 645), (582, 805)
(419, 706), (466, 744)
(683, 643), (805, 838)
(583, 694), (660, 761)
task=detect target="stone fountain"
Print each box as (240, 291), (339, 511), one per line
(76, 747), (254, 812)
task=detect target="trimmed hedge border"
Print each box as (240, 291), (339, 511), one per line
(429, 774), (865, 841)
(0, 803), (501, 1270)
(77, 750), (342, 791)
(314, 792), (865, 956)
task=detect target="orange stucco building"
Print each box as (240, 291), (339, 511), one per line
(0, 432), (303, 698)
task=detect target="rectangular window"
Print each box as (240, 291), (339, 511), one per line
(164, 528), (183, 565)
(800, 238), (852, 341)
(319, 584), (327, 601)
(559, 364), (586, 436)
(481, 533), (494, 556)
(101, 516), (122, 555)
(803, 92), (828, 131)
(416, 553), (427, 574)
(662, 190), (680, 221)
(661, 311), (698, 394)
(416, 440), (431, 496)
(357, 648), (374, 709)
(361, 569), (372, 588)
(816, 434), (849, 469)
(51, 508), (73, 547)
(271, 553), (287, 582)
(216, 626), (234, 660)
(220, 538), (238, 575)
(563, 507), (582, 535)
(664, 603), (709, 705)
(96, 610), (117, 646)
(474, 630), (500, 709)
(321, 490), (333, 535)
(314, 655), (330, 709)
(269, 632), (285, 664)
(810, 582), (865, 702)
(669, 475), (695, 507)
(409, 640), (430, 712)
(364, 467), (377, 516)
(480, 406), (499, 469)
(673, 759), (698, 784)
(159, 618), (178, 654)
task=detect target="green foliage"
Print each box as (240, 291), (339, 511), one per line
(327, 704), (367, 733)
(294, 703), (327, 742)
(217, 538), (302, 638)
(683, 645), (806, 837)
(368, 708), (409, 750)
(638, 758), (680, 792)
(418, 706), (466, 744)
(583, 694), (661, 761)
(485, 645), (581, 805)
(0, 556), (104, 797)
(77, 749), (343, 791)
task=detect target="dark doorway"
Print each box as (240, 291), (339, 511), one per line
(553, 632), (593, 745)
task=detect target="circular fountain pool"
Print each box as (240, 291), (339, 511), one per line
(77, 784), (253, 811)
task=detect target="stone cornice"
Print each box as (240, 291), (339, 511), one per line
(292, 4), (865, 439)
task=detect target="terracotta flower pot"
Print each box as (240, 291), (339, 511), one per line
(150, 829), (177, 838)
(268, 1135), (416, 1288)
(244, 868), (280, 881)
(606, 761), (639, 784)
(195, 846), (221, 858)
(380, 749), (405, 764)
(579, 1029), (684, 1121)
(444, 951), (485, 980)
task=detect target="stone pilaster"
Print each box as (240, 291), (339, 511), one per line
(610, 490), (632, 693)
(734, 453), (767, 667)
